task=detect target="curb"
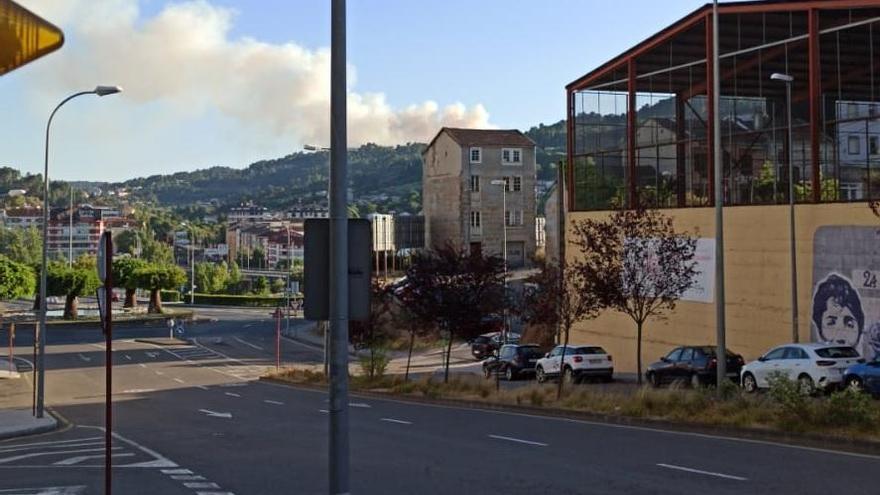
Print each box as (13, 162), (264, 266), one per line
(0, 409), (60, 441)
(257, 376), (880, 457)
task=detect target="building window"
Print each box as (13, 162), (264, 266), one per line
(470, 147), (482, 163)
(504, 210), (523, 226)
(848, 135), (860, 155)
(871, 136), (879, 156)
(502, 176), (511, 192)
(513, 176), (522, 192)
(502, 148), (522, 165)
(470, 211), (481, 228)
(470, 175), (480, 192)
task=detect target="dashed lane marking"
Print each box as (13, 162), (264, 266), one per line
(656, 463), (748, 481)
(184, 482), (221, 490)
(224, 392), (241, 398)
(263, 400), (283, 405)
(488, 434), (548, 447)
(380, 418), (412, 425)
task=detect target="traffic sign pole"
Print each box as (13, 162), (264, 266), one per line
(97, 232), (113, 495)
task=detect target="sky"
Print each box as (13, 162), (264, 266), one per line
(0, 0), (721, 182)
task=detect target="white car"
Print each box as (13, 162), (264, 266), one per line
(740, 343), (862, 393)
(535, 345), (613, 384)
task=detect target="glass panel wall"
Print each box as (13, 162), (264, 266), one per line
(572, 90), (628, 210)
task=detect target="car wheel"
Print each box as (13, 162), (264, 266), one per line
(536, 366), (546, 384)
(797, 374), (816, 396)
(690, 373), (702, 389)
(505, 367), (515, 381)
(742, 372), (757, 393)
(846, 375), (863, 393)
(563, 367), (575, 385)
(647, 372), (660, 388)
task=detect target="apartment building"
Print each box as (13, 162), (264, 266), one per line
(422, 128), (537, 268)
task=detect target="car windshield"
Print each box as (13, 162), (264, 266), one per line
(814, 347), (860, 359)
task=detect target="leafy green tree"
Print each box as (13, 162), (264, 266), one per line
(253, 276), (269, 295)
(252, 247), (266, 270)
(141, 236), (174, 265)
(134, 264), (187, 314)
(0, 226), (42, 266)
(0, 254), (36, 300)
(194, 261), (230, 294)
(114, 230), (142, 257)
(270, 277), (285, 294)
(46, 260), (100, 320)
(112, 256), (148, 308)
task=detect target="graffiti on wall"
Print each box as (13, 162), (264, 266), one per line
(812, 226), (880, 360)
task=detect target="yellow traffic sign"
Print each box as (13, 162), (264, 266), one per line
(0, 0), (63, 76)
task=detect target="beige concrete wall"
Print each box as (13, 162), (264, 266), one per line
(423, 132), (465, 249)
(566, 202), (880, 374)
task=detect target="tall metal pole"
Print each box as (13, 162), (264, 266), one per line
(68, 188), (73, 266)
(102, 232), (114, 495)
(786, 81), (799, 343)
(38, 90), (93, 419)
(501, 184), (508, 343)
(329, 0), (351, 492)
(286, 226), (291, 333)
(713, 0), (728, 388)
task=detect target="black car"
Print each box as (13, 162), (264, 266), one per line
(470, 332), (521, 360)
(645, 346), (744, 387)
(482, 344), (543, 381)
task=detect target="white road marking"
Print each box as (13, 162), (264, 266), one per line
(77, 354), (91, 362)
(656, 463), (748, 481)
(243, 323), (254, 328)
(318, 409), (329, 413)
(0, 487), (87, 494)
(233, 336), (263, 351)
(120, 389), (156, 395)
(0, 447), (121, 464)
(380, 418), (412, 425)
(173, 378), (185, 384)
(0, 437), (102, 452)
(488, 435), (548, 447)
(77, 425), (178, 468)
(263, 400), (284, 405)
(184, 482), (220, 489)
(53, 453), (135, 466)
(196, 385), (210, 391)
(171, 475), (206, 481)
(199, 409), (232, 419)
(349, 402), (371, 408)
(124, 355), (132, 360)
(145, 352), (159, 358)
(224, 392), (241, 398)
(195, 492), (235, 495)
(138, 363), (147, 368)
(162, 469), (193, 474)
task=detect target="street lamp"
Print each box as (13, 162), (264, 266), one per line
(304, 144), (330, 152)
(771, 71), (799, 343)
(489, 179), (508, 344)
(37, 85), (122, 418)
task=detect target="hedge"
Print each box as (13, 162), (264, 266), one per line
(160, 290), (181, 302)
(191, 293), (287, 307)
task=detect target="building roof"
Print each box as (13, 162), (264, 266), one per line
(424, 127), (535, 153)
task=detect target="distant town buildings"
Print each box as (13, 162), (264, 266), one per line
(422, 127), (537, 268)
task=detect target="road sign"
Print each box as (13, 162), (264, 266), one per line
(303, 218), (371, 321)
(96, 287), (107, 324)
(0, 0), (64, 76)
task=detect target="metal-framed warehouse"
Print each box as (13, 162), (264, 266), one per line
(566, 0), (880, 211)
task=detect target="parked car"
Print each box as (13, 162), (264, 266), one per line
(741, 343), (862, 394)
(482, 344), (544, 381)
(470, 331), (522, 361)
(645, 346), (744, 388)
(843, 358), (879, 396)
(535, 345), (613, 384)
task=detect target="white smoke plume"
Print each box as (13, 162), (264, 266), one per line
(21, 0), (492, 148)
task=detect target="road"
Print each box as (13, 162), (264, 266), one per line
(1, 307), (878, 494)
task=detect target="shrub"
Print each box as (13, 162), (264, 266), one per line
(817, 389), (877, 430)
(358, 348), (390, 378)
(160, 290), (180, 302)
(191, 293), (286, 307)
(766, 372), (810, 428)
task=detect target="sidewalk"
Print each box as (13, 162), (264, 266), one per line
(0, 359), (59, 440)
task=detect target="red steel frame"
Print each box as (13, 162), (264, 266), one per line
(565, 0), (871, 212)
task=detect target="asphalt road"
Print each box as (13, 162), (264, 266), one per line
(2, 307), (879, 494)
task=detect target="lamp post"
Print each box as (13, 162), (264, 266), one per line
(37, 85), (121, 418)
(489, 179), (508, 344)
(771, 71), (799, 343)
(712, 0), (728, 390)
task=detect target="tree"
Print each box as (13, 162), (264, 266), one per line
(46, 260), (100, 320)
(134, 264), (187, 314)
(112, 256), (148, 308)
(141, 235), (173, 265)
(0, 254), (36, 300)
(114, 230), (141, 257)
(570, 207), (697, 385)
(194, 261), (229, 294)
(349, 281), (394, 379)
(253, 276), (269, 295)
(270, 277), (285, 294)
(0, 226), (42, 266)
(403, 243), (505, 382)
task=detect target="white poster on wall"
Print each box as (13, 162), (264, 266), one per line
(681, 238), (715, 304)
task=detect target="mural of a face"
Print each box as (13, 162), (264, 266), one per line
(811, 274), (865, 346)
(818, 298), (859, 344)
